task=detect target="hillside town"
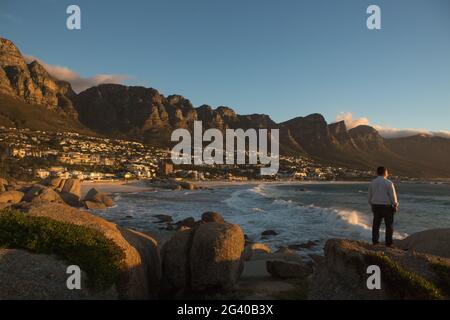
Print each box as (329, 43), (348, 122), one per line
(0, 127), (389, 182)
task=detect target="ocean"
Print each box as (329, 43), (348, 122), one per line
(93, 181), (450, 256)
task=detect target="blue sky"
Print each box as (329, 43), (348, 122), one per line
(1, 0), (449, 135)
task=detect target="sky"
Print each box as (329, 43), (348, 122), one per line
(1, 0), (450, 137)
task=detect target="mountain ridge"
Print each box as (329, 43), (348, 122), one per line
(1, 36), (449, 178)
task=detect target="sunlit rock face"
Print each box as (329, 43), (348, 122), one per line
(0, 37), (78, 118)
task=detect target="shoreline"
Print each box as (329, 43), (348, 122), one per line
(80, 178), (447, 196)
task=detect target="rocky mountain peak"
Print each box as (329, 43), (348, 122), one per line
(0, 37), (78, 117)
(0, 37), (28, 70)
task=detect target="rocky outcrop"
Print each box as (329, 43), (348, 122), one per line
(308, 239), (450, 300)
(161, 221), (245, 297)
(190, 223), (245, 291)
(27, 203), (161, 299)
(0, 190), (24, 204)
(396, 229), (450, 258)
(160, 228), (193, 297)
(61, 178), (81, 199)
(83, 188), (114, 209)
(0, 249), (117, 300)
(0, 37), (78, 118)
(22, 185), (63, 205)
(201, 211), (225, 224)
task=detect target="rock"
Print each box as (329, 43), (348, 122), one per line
(83, 188), (114, 209)
(0, 183), (5, 193)
(396, 229), (450, 258)
(27, 203), (161, 299)
(288, 240), (319, 251)
(0, 38), (78, 117)
(250, 247), (305, 264)
(119, 228), (161, 299)
(261, 230), (278, 237)
(0, 249), (117, 300)
(0, 190), (24, 204)
(201, 211), (225, 224)
(153, 214), (173, 223)
(0, 178), (8, 186)
(42, 177), (63, 189)
(60, 192), (83, 207)
(160, 228), (194, 297)
(176, 217), (195, 229)
(84, 200), (107, 210)
(308, 238), (450, 300)
(190, 222), (245, 291)
(61, 178), (81, 200)
(266, 260), (313, 279)
(179, 181), (197, 190)
(23, 185), (62, 205)
(308, 254), (325, 266)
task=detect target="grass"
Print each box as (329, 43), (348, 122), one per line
(431, 261), (450, 297)
(0, 209), (125, 291)
(364, 252), (444, 300)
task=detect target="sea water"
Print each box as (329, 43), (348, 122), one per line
(93, 182), (450, 255)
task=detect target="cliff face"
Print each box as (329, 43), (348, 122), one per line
(0, 37), (78, 118)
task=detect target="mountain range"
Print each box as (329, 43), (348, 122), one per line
(1, 36), (449, 178)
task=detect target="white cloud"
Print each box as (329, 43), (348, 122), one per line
(335, 112), (370, 129)
(335, 112), (450, 139)
(23, 55), (129, 93)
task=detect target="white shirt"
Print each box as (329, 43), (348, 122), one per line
(368, 176), (398, 206)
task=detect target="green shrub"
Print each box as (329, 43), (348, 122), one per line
(364, 252), (444, 300)
(0, 210), (125, 291)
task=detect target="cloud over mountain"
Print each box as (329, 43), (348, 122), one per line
(335, 112), (450, 139)
(23, 55), (129, 93)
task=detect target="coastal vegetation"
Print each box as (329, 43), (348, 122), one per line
(0, 209), (125, 291)
(364, 252), (445, 299)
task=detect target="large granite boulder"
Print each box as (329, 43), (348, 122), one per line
(396, 229), (450, 258)
(201, 211), (225, 224)
(42, 177), (64, 189)
(160, 228), (193, 297)
(0, 190), (24, 204)
(61, 179), (81, 200)
(0, 249), (117, 300)
(27, 203), (161, 299)
(83, 188), (114, 209)
(308, 238), (450, 300)
(22, 185), (63, 205)
(190, 222), (245, 291)
(160, 221), (245, 297)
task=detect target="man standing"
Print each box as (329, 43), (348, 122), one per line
(368, 167), (399, 247)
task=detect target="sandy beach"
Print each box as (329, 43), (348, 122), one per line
(80, 180), (155, 197)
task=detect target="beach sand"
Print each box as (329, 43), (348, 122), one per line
(80, 180), (154, 197)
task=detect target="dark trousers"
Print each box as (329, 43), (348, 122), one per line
(371, 205), (395, 246)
